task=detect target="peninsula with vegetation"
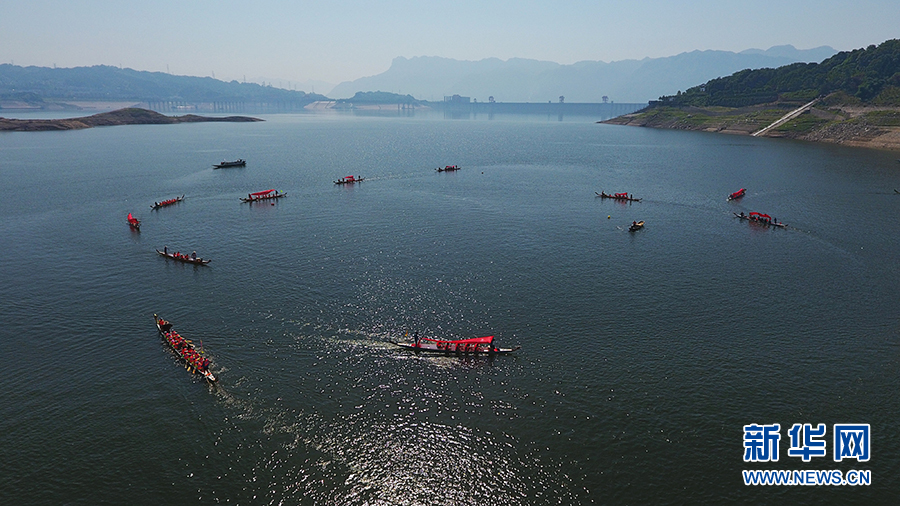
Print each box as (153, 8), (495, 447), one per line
(0, 108), (262, 132)
(605, 39), (900, 151)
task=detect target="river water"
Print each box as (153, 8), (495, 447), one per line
(1, 111), (898, 504)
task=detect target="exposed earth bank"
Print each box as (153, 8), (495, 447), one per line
(603, 101), (900, 151)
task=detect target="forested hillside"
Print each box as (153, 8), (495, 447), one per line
(0, 64), (328, 105)
(657, 39), (900, 107)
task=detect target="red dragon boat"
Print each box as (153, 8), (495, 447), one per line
(154, 314), (216, 382)
(728, 188), (746, 200)
(156, 248), (211, 265)
(334, 175), (364, 185)
(597, 192), (642, 202)
(240, 189), (286, 202)
(391, 334), (520, 355)
(127, 213), (141, 230)
(734, 212), (786, 228)
(150, 195), (185, 210)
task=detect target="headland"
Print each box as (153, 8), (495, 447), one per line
(603, 99), (900, 151)
(604, 39), (900, 152)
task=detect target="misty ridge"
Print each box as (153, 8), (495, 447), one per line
(0, 64), (332, 104)
(329, 45), (837, 103)
(0, 45), (836, 107)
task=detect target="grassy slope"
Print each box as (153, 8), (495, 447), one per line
(603, 94), (900, 150)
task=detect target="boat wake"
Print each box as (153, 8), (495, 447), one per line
(202, 319), (569, 505)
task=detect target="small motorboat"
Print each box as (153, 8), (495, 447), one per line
(214, 159), (246, 168)
(127, 213), (141, 230)
(629, 220), (645, 232)
(728, 188), (746, 200)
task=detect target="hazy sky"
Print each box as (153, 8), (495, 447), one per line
(2, 0), (898, 91)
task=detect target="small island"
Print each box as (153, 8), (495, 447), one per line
(0, 107), (262, 132)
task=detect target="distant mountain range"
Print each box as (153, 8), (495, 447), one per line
(0, 64), (329, 107)
(329, 45), (837, 103)
(0, 45), (837, 109)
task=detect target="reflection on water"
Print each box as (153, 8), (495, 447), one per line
(1, 114), (898, 504)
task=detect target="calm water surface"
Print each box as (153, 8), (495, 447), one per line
(1, 112), (899, 504)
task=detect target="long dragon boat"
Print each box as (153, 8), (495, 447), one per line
(734, 212), (786, 228)
(391, 335), (520, 355)
(154, 314), (216, 382)
(728, 188), (746, 200)
(156, 248), (211, 265)
(240, 189), (286, 202)
(436, 165), (461, 172)
(597, 192), (642, 202)
(127, 213), (141, 230)
(151, 195), (185, 209)
(214, 159), (246, 168)
(334, 175), (364, 184)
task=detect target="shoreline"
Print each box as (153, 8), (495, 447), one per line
(304, 100), (430, 111)
(603, 104), (900, 152)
